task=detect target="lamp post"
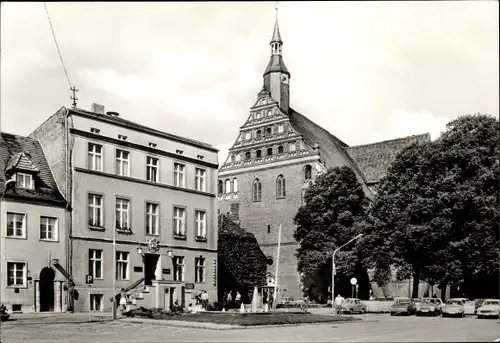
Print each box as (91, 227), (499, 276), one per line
(331, 233), (363, 314)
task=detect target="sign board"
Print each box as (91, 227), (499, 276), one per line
(162, 269), (171, 275)
(185, 283), (195, 290)
(350, 277), (357, 285)
(134, 266), (143, 273)
(86, 275), (94, 284)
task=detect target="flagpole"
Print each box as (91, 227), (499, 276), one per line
(272, 224), (282, 311)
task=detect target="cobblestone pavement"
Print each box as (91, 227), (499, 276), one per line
(1, 313), (499, 342)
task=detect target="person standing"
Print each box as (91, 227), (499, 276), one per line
(226, 291), (233, 309)
(235, 291), (242, 309)
(335, 294), (344, 315)
(201, 290), (209, 309)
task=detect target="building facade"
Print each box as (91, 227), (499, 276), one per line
(29, 106), (219, 312)
(218, 16), (430, 300)
(0, 133), (68, 313)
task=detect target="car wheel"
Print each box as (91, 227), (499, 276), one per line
(442, 313), (447, 317)
(361, 309), (365, 314)
(390, 312), (394, 316)
(477, 315), (482, 319)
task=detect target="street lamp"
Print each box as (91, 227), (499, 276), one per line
(331, 233), (363, 314)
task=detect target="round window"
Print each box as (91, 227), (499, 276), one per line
(266, 257), (274, 266)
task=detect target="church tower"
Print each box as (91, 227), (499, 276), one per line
(263, 9), (290, 113)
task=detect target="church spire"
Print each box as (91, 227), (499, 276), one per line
(270, 3), (283, 55)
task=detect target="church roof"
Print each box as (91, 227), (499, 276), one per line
(218, 214), (267, 287)
(270, 16), (282, 43)
(0, 132), (66, 205)
(346, 133), (431, 184)
(264, 55), (290, 76)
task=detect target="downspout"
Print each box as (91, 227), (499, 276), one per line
(64, 108), (74, 311)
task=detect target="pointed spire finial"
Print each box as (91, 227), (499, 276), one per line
(271, 1), (282, 44)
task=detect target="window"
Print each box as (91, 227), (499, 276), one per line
(252, 178), (262, 202)
(90, 294), (103, 311)
(197, 155), (204, 160)
(267, 147), (273, 156)
(195, 168), (206, 192)
(225, 179), (231, 193)
(88, 194), (103, 227)
(256, 130), (262, 138)
(256, 112), (261, 119)
(173, 207), (186, 236)
(118, 134), (127, 141)
(278, 125), (284, 133)
(146, 156), (159, 182)
(218, 180), (223, 195)
(276, 175), (286, 198)
(90, 127), (100, 134)
(262, 99), (267, 105)
(256, 150), (262, 158)
(195, 257), (205, 283)
(245, 132), (251, 140)
(145, 203), (159, 235)
(6, 213), (26, 238)
(115, 150), (130, 176)
(40, 216), (57, 241)
(267, 110), (272, 116)
(233, 178), (239, 192)
(7, 262), (26, 287)
(245, 152), (251, 160)
(148, 142), (157, 148)
(267, 225), (271, 233)
(89, 249), (103, 279)
(289, 143), (296, 152)
(176, 149), (184, 155)
(304, 165), (312, 180)
(115, 198), (130, 231)
(17, 173), (34, 189)
(116, 251), (129, 280)
(174, 163), (185, 188)
(266, 127), (272, 135)
(230, 155), (235, 162)
(173, 256), (185, 281)
(278, 146), (284, 154)
(195, 210), (206, 238)
(88, 143), (103, 171)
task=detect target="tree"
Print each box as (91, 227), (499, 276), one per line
(293, 166), (371, 300)
(364, 114), (499, 299)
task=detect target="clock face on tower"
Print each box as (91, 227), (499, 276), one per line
(281, 74), (289, 84)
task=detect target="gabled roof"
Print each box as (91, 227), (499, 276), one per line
(0, 132), (66, 205)
(346, 133), (431, 184)
(6, 152), (40, 173)
(218, 214), (266, 287)
(68, 107), (217, 152)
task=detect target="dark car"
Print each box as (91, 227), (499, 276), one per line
(390, 297), (416, 316)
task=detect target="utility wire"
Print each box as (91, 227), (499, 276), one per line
(43, 2), (73, 88)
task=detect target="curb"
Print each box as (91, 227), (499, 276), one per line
(121, 317), (364, 331)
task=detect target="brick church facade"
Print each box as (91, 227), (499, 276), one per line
(218, 15), (430, 300)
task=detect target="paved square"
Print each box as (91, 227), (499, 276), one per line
(1, 313), (499, 342)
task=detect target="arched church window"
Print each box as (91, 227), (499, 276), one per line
(245, 132), (251, 140)
(256, 130), (262, 138)
(245, 152), (251, 160)
(256, 150), (262, 158)
(235, 154), (241, 162)
(225, 179), (231, 194)
(278, 146), (284, 154)
(278, 125), (284, 133)
(256, 112), (261, 119)
(218, 180), (223, 195)
(230, 154), (236, 162)
(267, 147), (273, 156)
(304, 165), (312, 180)
(276, 175), (286, 198)
(252, 178), (262, 202)
(233, 178), (239, 193)
(267, 110), (272, 116)
(289, 143), (296, 152)
(266, 127), (272, 135)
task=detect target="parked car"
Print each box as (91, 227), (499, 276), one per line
(416, 297), (443, 316)
(0, 303), (10, 322)
(341, 298), (367, 314)
(476, 299), (500, 319)
(442, 299), (466, 317)
(390, 297), (416, 316)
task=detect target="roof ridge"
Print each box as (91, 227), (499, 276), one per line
(347, 133), (430, 149)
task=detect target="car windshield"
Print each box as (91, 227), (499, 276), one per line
(395, 299), (410, 304)
(483, 300), (500, 306)
(422, 299), (436, 304)
(447, 300), (463, 305)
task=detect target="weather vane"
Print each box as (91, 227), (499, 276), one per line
(70, 86), (79, 109)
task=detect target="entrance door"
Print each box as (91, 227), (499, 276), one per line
(39, 267), (55, 312)
(144, 254), (159, 286)
(181, 286), (186, 308)
(169, 287), (176, 308)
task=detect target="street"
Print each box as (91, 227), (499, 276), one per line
(1, 313), (499, 343)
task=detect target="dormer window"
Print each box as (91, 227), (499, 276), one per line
(17, 172), (34, 189)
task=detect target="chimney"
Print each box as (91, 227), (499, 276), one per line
(106, 111), (120, 117)
(91, 103), (105, 114)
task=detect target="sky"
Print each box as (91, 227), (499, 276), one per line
(1, 1), (498, 163)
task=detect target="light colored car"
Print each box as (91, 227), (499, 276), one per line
(390, 297), (416, 316)
(476, 299), (500, 319)
(341, 298), (367, 314)
(416, 297), (444, 316)
(442, 298), (466, 317)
